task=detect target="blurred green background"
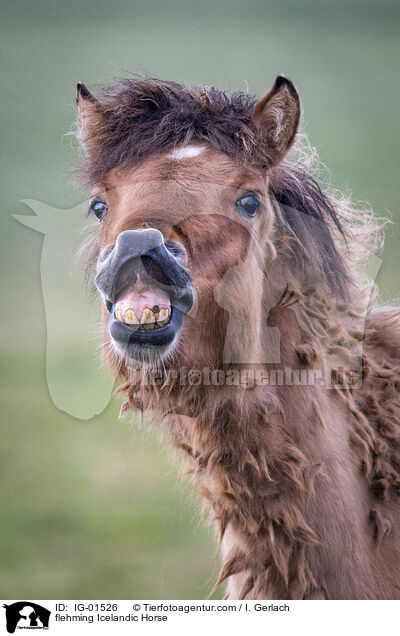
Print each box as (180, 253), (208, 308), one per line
(1, 0), (399, 599)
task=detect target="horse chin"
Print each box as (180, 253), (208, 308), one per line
(108, 305), (184, 365)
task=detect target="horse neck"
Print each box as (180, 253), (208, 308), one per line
(176, 377), (373, 600)
(169, 289), (375, 599)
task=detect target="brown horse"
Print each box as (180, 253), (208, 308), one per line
(75, 75), (400, 599)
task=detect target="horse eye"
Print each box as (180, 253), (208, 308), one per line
(235, 192), (261, 218)
(90, 197), (108, 221)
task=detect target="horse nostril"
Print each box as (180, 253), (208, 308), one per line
(164, 240), (188, 264)
(98, 244), (114, 263)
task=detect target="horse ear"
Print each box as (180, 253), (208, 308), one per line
(253, 75), (301, 166)
(76, 82), (103, 153)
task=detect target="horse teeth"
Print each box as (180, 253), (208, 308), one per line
(124, 309), (139, 324)
(140, 307), (156, 328)
(157, 307), (171, 326)
(116, 305), (171, 328)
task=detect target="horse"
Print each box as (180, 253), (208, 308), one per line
(75, 75), (400, 599)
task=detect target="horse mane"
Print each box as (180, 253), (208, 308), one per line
(79, 77), (261, 183)
(271, 166), (351, 300)
(77, 77), (384, 302)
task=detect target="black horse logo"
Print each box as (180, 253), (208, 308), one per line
(3, 602), (50, 633)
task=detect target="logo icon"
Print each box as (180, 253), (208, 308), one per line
(2, 602), (50, 633)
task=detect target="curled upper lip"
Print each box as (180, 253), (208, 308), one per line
(94, 229), (194, 316)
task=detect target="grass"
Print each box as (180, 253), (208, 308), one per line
(1, 0), (399, 599)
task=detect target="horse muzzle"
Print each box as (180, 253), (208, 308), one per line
(95, 228), (194, 361)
